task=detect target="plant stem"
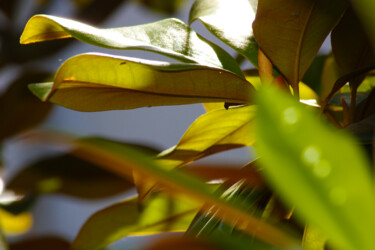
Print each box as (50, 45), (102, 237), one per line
(258, 48), (274, 84)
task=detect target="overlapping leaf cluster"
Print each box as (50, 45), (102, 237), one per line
(2, 0), (375, 249)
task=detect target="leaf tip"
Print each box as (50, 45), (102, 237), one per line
(28, 82), (54, 102)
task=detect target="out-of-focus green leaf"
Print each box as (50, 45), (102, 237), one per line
(7, 153), (134, 199)
(31, 132), (298, 248)
(158, 105), (256, 167)
(253, 0), (347, 89)
(20, 15), (243, 76)
(9, 236), (69, 250)
(0, 70), (53, 142)
(72, 194), (199, 250)
(28, 53), (252, 111)
(189, 0), (259, 67)
(136, 0), (185, 14)
(331, 7), (374, 89)
(302, 226), (326, 250)
(255, 85), (375, 249)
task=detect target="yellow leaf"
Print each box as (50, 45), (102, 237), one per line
(0, 208), (32, 235)
(29, 53), (253, 111)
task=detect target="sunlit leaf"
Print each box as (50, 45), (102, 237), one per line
(253, 0), (347, 89)
(158, 105), (256, 167)
(189, 0), (258, 67)
(255, 86), (375, 249)
(20, 15), (243, 76)
(331, 7), (375, 89)
(29, 132), (298, 248)
(9, 236), (70, 250)
(0, 208), (32, 235)
(29, 53), (252, 112)
(72, 194), (199, 250)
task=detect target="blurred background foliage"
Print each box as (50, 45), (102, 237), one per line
(0, 0), (187, 248)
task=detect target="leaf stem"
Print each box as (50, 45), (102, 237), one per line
(258, 49), (274, 84)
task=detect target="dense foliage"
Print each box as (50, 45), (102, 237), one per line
(2, 0), (375, 249)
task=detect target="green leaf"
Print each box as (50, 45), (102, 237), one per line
(7, 153), (134, 199)
(20, 15), (243, 77)
(29, 53), (252, 111)
(331, 7), (375, 89)
(255, 86), (375, 249)
(189, 0), (259, 67)
(253, 0), (347, 88)
(32, 132), (298, 248)
(158, 105), (256, 167)
(71, 194), (199, 250)
(302, 226), (326, 250)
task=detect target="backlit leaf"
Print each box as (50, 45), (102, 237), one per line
(20, 15), (243, 76)
(255, 86), (375, 249)
(29, 132), (298, 248)
(29, 53), (252, 111)
(253, 0), (347, 89)
(72, 194), (199, 250)
(158, 105), (256, 167)
(189, 0), (258, 67)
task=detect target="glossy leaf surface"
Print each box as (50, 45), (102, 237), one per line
(256, 86), (375, 249)
(253, 0), (347, 88)
(20, 15), (243, 76)
(158, 105), (256, 167)
(29, 53), (252, 111)
(72, 194), (198, 250)
(189, 0), (258, 66)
